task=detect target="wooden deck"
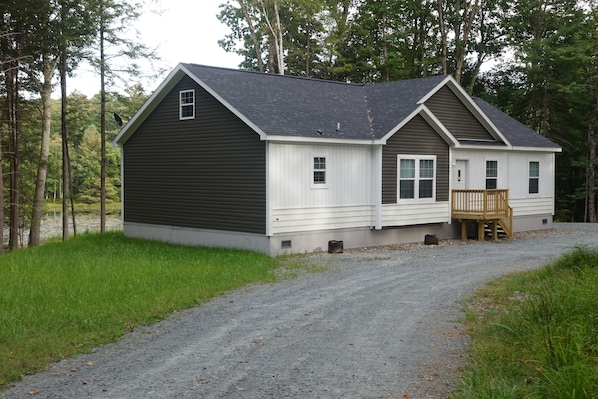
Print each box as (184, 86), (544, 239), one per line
(452, 189), (513, 240)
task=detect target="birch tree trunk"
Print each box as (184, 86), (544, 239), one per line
(238, 0), (265, 72)
(29, 54), (58, 246)
(261, 0), (284, 74)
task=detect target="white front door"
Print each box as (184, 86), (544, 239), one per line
(453, 160), (468, 190)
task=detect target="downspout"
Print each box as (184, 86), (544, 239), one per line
(265, 140), (272, 237)
(448, 148), (454, 224)
(119, 145), (125, 227)
(366, 101), (382, 230)
(373, 145), (383, 230)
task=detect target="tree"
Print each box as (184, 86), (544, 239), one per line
(1, 6), (24, 251)
(90, 0), (158, 232)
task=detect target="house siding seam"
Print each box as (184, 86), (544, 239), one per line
(382, 114), (450, 204)
(123, 75), (267, 234)
(425, 86), (497, 142)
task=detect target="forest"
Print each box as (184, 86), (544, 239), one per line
(1, 0), (597, 251)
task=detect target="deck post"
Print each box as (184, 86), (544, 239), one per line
(491, 221), (498, 241)
(477, 221), (485, 241)
(461, 220), (468, 240)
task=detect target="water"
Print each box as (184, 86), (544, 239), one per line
(3, 213), (123, 246)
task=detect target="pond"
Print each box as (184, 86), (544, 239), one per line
(3, 213), (123, 246)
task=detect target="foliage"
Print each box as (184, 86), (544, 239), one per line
(0, 232), (280, 384)
(454, 245), (598, 398)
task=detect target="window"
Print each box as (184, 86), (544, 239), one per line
(313, 156), (326, 186)
(529, 161), (539, 194)
(486, 160), (498, 189)
(179, 89), (195, 120)
(398, 155), (436, 200)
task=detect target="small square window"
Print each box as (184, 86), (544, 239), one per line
(179, 89), (195, 120)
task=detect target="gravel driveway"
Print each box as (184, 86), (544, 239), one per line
(5, 223), (598, 399)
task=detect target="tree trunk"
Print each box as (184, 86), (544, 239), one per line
(61, 47), (70, 241)
(588, 54), (597, 223)
(7, 55), (19, 251)
(238, 0), (265, 72)
(0, 121), (4, 251)
(100, 21), (107, 233)
(437, 0), (448, 75)
(29, 54), (56, 246)
(588, 113), (596, 223)
(453, 0), (479, 84)
(261, 0), (284, 74)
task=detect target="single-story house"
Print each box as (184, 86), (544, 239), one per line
(113, 63), (562, 255)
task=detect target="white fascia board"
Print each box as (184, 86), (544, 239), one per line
(377, 105), (424, 144)
(511, 146), (563, 153)
(418, 75), (512, 149)
(265, 135), (375, 146)
(113, 64), (187, 146)
(180, 64), (269, 141)
(456, 144), (561, 153)
(416, 75), (454, 104)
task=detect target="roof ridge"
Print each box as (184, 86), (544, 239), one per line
(182, 63), (365, 87)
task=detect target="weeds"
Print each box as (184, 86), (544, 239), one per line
(454, 245), (598, 398)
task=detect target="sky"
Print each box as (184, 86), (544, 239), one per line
(68, 0), (243, 98)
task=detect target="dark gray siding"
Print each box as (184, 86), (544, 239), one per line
(425, 86), (496, 141)
(382, 114), (449, 204)
(123, 76), (266, 234)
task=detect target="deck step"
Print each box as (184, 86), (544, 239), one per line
(484, 223), (507, 238)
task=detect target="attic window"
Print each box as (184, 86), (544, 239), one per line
(179, 89), (195, 120)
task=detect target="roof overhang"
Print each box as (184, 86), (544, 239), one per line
(113, 65), (187, 146)
(113, 63), (270, 146)
(418, 75), (513, 149)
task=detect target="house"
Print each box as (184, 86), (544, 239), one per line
(113, 63), (562, 256)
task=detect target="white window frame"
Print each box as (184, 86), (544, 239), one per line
(312, 155), (328, 188)
(485, 160), (498, 189)
(529, 161), (540, 195)
(179, 89), (195, 120)
(397, 155), (436, 202)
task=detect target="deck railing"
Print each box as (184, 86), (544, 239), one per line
(452, 189), (510, 218)
(452, 189), (513, 238)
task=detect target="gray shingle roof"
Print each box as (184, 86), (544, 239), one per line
(182, 63), (371, 139)
(175, 64), (560, 150)
(182, 63), (449, 140)
(472, 98), (561, 149)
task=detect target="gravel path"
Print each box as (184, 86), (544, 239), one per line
(5, 223), (598, 399)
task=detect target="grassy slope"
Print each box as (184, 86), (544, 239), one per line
(454, 245), (598, 399)
(0, 232), (280, 384)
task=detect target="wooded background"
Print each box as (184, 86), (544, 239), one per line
(1, 0), (597, 251)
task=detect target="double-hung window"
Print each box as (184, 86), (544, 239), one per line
(398, 155), (436, 200)
(529, 161), (539, 194)
(313, 156), (327, 187)
(485, 160), (498, 189)
(179, 89), (195, 120)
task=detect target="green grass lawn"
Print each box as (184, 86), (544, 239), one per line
(0, 232), (280, 385)
(453, 245), (598, 399)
